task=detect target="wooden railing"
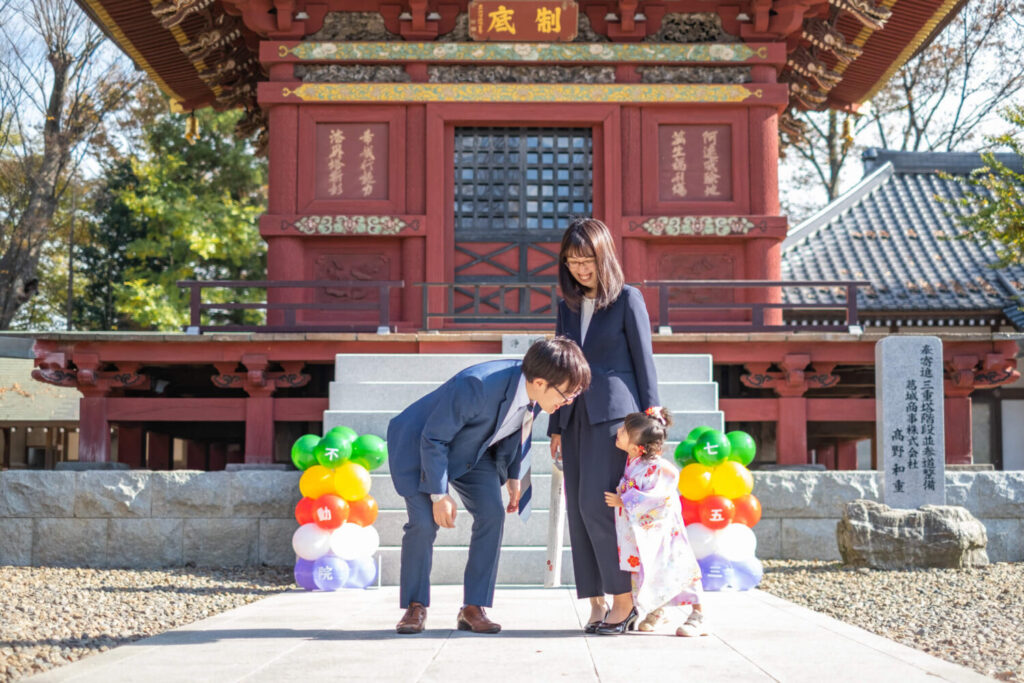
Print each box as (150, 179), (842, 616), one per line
(178, 279), (867, 333)
(644, 280), (868, 332)
(177, 280), (403, 333)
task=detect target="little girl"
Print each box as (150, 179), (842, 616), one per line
(603, 406), (708, 637)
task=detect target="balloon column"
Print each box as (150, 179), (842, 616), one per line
(290, 426), (387, 591)
(675, 427), (763, 591)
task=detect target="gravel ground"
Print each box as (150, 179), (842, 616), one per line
(1, 562), (1021, 682)
(0, 566), (292, 682)
(760, 560), (1024, 681)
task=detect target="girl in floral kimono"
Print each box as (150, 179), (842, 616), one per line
(603, 407), (708, 637)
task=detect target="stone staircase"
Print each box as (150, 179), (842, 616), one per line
(323, 353), (723, 585)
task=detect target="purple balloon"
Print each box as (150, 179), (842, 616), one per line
(344, 555), (378, 589)
(294, 558), (316, 591)
(313, 554), (350, 591)
(732, 556), (764, 591)
(698, 554), (737, 592)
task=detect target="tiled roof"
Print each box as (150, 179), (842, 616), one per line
(0, 359), (80, 425)
(781, 148), (1024, 327)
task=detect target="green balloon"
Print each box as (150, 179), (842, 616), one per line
(726, 430), (757, 466)
(686, 425), (715, 443)
(674, 439), (698, 468)
(314, 431), (353, 469)
(694, 430), (731, 467)
(290, 434), (320, 471)
(350, 434), (388, 471)
(326, 425), (358, 446)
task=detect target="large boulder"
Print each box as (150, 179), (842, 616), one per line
(836, 499), (988, 569)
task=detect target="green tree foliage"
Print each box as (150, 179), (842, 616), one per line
(948, 106), (1024, 268)
(76, 99), (267, 331)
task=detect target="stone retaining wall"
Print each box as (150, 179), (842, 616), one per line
(1, 471), (1021, 567)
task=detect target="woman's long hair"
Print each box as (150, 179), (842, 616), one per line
(557, 217), (624, 311)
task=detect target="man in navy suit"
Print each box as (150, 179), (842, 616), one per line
(387, 337), (590, 634)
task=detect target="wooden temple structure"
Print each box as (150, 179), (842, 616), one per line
(28, 0), (1018, 469)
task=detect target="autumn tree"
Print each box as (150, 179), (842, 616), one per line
(782, 0), (1024, 219)
(0, 0), (142, 329)
(947, 105), (1024, 268)
(73, 96), (267, 331)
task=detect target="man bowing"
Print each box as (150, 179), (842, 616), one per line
(387, 337), (590, 634)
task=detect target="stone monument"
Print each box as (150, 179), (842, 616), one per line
(875, 336), (946, 508)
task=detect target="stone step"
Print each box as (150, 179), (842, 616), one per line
(374, 509), (570, 547)
(334, 353), (714, 383)
(369, 472), (558, 513)
(324, 409), (724, 444)
(377, 546), (575, 585)
(329, 381), (719, 412)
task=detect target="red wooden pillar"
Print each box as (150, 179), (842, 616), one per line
(78, 396), (111, 462)
(147, 432), (172, 470)
(186, 440), (208, 470)
(209, 442), (227, 470)
(837, 440), (859, 470)
(245, 396), (276, 463)
(944, 396), (973, 465)
(776, 397), (808, 465)
(117, 424), (145, 468)
(816, 443), (836, 470)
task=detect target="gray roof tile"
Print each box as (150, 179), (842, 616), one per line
(781, 149), (1024, 323)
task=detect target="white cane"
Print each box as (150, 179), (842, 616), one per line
(544, 447), (566, 588)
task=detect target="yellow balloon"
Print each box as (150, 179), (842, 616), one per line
(334, 462), (372, 501)
(299, 465), (335, 499)
(677, 463), (714, 501)
(711, 461), (754, 499)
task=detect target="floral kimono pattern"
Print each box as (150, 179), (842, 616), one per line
(615, 456), (703, 613)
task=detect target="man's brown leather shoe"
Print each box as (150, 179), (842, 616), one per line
(396, 602), (427, 634)
(456, 605), (501, 634)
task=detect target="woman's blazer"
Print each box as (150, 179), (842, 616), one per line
(550, 284), (659, 432)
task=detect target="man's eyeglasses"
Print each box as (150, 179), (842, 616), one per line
(551, 383), (580, 404)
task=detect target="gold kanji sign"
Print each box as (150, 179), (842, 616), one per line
(468, 0), (578, 41)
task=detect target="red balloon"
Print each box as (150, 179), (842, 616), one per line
(732, 494), (762, 528)
(312, 494), (350, 530)
(294, 497), (316, 525)
(698, 495), (736, 530)
(347, 494), (379, 527)
(680, 496), (701, 526)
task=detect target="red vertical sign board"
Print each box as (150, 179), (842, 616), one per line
(468, 0), (579, 41)
(657, 124), (732, 202)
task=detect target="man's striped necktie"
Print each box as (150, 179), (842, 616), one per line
(517, 402), (537, 521)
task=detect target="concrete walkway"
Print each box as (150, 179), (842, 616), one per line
(30, 586), (990, 683)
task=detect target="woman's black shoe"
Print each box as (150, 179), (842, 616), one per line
(595, 607), (638, 635)
(583, 609), (610, 634)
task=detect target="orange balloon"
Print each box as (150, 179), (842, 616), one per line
(698, 495), (736, 530)
(733, 494), (762, 528)
(679, 496), (701, 526)
(347, 494), (379, 527)
(294, 497), (316, 525)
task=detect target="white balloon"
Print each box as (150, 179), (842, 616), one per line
(353, 524), (380, 557)
(292, 523), (332, 561)
(329, 523), (364, 560)
(717, 523), (758, 562)
(685, 523), (718, 559)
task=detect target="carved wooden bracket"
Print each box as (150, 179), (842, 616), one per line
(741, 354), (839, 397)
(220, 0), (328, 38)
(212, 356), (310, 397)
(31, 352), (150, 397)
(713, 0), (829, 41)
(944, 353), (1020, 397)
(379, 2), (459, 40)
(582, 2), (666, 41)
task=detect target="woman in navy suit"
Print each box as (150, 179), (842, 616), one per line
(549, 217), (660, 633)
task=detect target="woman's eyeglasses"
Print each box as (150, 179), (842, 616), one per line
(565, 257), (596, 268)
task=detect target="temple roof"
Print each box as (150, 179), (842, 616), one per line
(781, 148), (1024, 328)
(73, 0), (967, 115)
